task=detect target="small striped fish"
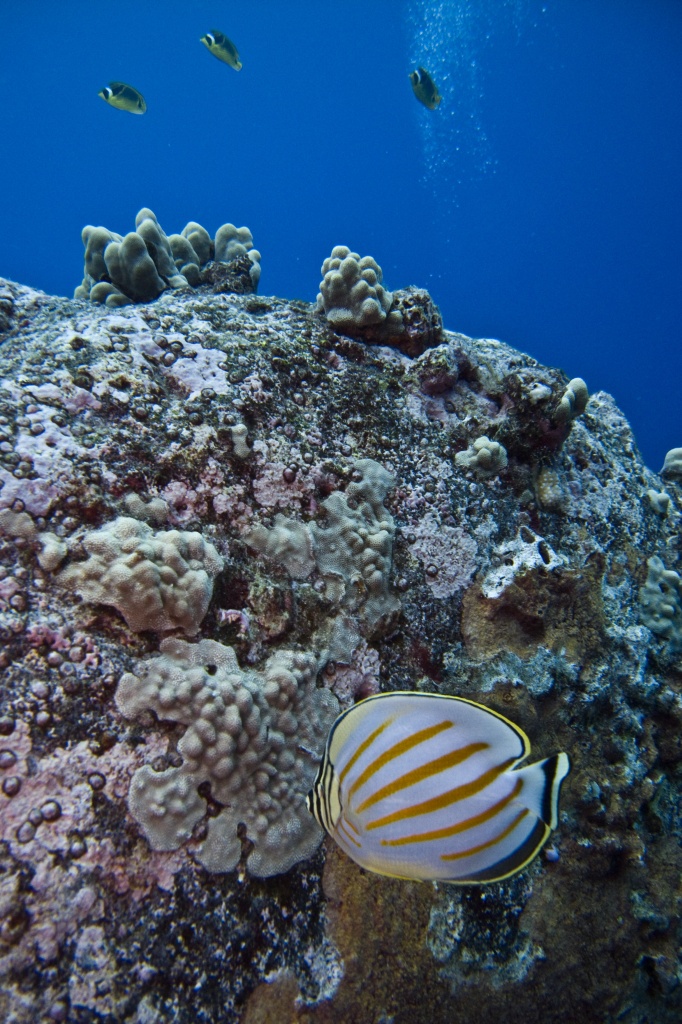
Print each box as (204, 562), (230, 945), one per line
(307, 692), (570, 884)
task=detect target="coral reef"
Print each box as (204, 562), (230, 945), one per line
(455, 434), (508, 478)
(75, 208), (261, 307)
(316, 246), (443, 356)
(554, 376), (589, 423)
(316, 246), (401, 335)
(56, 515), (224, 634)
(116, 637), (339, 876)
(661, 446), (682, 480)
(0, 271), (680, 1023)
(639, 555), (682, 645)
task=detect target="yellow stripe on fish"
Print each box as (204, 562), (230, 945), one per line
(306, 692), (570, 885)
(339, 717), (393, 784)
(347, 718), (454, 799)
(356, 742), (492, 814)
(440, 807), (530, 862)
(381, 777), (523, 847)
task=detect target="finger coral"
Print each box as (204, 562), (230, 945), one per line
(554, 376), (589, 423)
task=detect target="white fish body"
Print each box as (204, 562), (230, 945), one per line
(307, 692), (570, 884)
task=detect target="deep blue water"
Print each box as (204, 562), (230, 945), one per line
(1, 1), (680, 470)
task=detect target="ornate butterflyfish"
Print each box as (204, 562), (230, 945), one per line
(409, 66), (442, 110)
(307, 691), (570, 884)
(200, 29), (243, 71)
(98, 81), (147, 115)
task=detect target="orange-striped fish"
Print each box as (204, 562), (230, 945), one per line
(307, 692), (570, 884)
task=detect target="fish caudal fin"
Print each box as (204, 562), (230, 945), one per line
(514, 752), (570, 830)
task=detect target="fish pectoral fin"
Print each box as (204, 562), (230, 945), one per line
(513, 752), (570, 830)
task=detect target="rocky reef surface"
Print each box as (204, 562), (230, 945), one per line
(0, 274), (680, 1023)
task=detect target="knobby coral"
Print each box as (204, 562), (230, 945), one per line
(248, 459), (400, 660)
(115, 638), (339, 876)
(75, 207), (260, 306)
(57, 516), (223, 634)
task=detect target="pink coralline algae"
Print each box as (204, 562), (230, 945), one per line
(165, 342), (233, 400)
(0, 720), (184, 973)
(159, 459), (230, 524)
(251, 458), (316, 511)
(410, 513), (478, 598)
(0, 377), (102, 517)
(325, 641), (382, 708)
